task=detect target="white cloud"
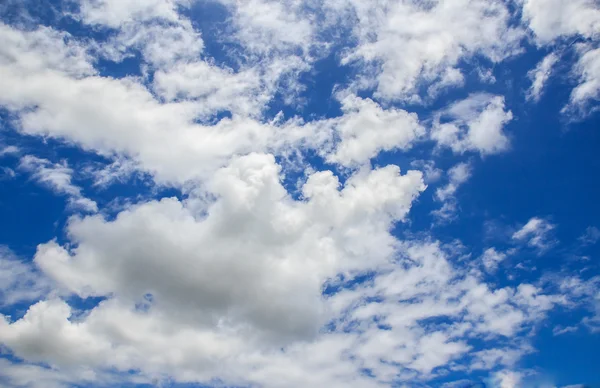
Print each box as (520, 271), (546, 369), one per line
(0, 167), (16, 179)
(520, 1), (600, 118)
(471, 346), (532, 370)
(553, 325), (579, 336)
(102, 21), (204, 70)
(432, 162), (472, 221)
(31, 154), (425, 346)
(565, 45), (600, 116)
(18, 155), (98, 212)
(217, 0), (315, 55)
(79, 0), (184, 28)
(0, 152), (568, 386)
(527, 52), (559, 102)
(493, 370), (523, 388)
(1, 238), (567, 386)
(0, 23), (326, 186)
(0, 1), (598, 387)
(337, 0), (524, 101)
(432, 94), (513, 155)
(435, 163), (472, 202)
(320, 94), (425, 166)
(0, 246), (51, 307)
(411, 160), (443, 184)
(521, 0), (600, 44)
(559, 276), (600, 332)
(0, 145), (19, 156)
(579, 226), (600, 246)
(480, 248), (508, 274)
(512, 217), (557, 252)
(0, 358), (118, 388)
(0, 22), (95, 78)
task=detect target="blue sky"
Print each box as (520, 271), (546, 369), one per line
(0, 0), (599, 387)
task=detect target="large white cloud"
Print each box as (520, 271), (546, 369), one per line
(1, 237), (567, 387)
(32, 153), (425, 344)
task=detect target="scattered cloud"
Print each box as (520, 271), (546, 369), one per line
(527, 52), (559, 102)
(18, 155), (98, 212)
(579, 226), (600, 246)
(0, 145), (19, 157)
(432, 94), (513, 155)
(564, 44), (600, 118)
(553, 325), (579, 336)
(0, 0), (598, 387)
(320, 94), (425, 167)
(512, 217), (557, 252)
(411, 160), (443, 184)
(432, 162), (472, 222)
(338, 0), (524, 102)
(481, 248), (509, 274)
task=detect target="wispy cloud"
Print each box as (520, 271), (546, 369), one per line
(18, 155), (98, 212)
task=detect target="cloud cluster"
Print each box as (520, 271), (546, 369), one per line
(336, 0), (523, 101)
(522, 0), (600, 114)
(0, 0), (598, 387)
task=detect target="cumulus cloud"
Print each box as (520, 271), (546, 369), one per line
(18, 155), (98, 212)
(1, 238), (567, 386)
(31, 154), (425, 347)
(318, 94), (425, 166)
(432, 94), (513, 155)
(0, 0), (598, 387)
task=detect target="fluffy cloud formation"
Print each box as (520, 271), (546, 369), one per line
(1, 238), (567, 387)
(521, 0), (600, 116)
(316, 94), (425, 166)
(337, 0), (523, 101)
(0, 0), (598, 387)
(432, 94), (513, 155)
(32, 154), (425, 346)
(521, 0), (600, 43)
(0, 247), (51, 307)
